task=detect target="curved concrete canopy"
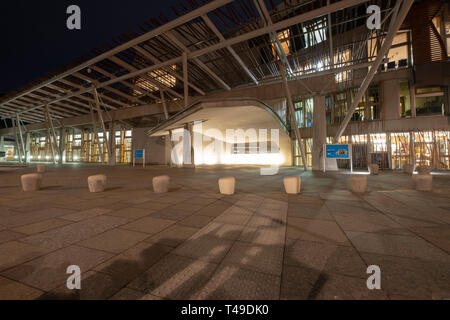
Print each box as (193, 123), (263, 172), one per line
(147, 98), (288, 139)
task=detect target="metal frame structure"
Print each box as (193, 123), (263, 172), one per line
(0, 0), (411, 165)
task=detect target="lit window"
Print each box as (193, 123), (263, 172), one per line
(134, 66), (176, 94)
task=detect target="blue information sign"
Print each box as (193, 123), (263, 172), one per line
(134, 150), (144, 159)
(325, 144), (350, 159)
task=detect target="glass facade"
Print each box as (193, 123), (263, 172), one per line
(28, 129), (132, 164)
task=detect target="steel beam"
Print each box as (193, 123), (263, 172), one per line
(0, 0), (234, 108)
(201, 14), (258, 85)
(183, 52), (189, 107)
(13, 0), (367, 115)
(89, 103), (104, 164)
(280, 64), (308, 171)
(45, 104), (60, 163)
(44, 110), (57, 164)
(133, 45), (206, 96)
(165, 32), (231, 91)
(93, 88), (110, 159)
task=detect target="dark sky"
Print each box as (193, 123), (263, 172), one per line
(0, 0), (184, 94)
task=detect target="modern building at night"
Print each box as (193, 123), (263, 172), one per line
(0, 0), (448, 171)
(0, 0), (449, 301)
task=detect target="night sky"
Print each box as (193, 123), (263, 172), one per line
(0, 0), (184, 95)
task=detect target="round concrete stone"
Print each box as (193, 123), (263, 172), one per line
(369, 164), (379, 175)
(21, 173), (43, 192)
(218, 176), (235, 195)
(413, 174), (432, 191)
(153, 175), (170, 193)
(416, 166), (432, 175)
(403, 163), (414, 175)
(88, 174), (107, 193)
(37, 164), (47, 173)
(283, 176), (301, 194)
(349, 175), (367, 193)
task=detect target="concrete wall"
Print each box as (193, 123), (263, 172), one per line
(132, 128), (167, 165)
(383, 79), (401, 121)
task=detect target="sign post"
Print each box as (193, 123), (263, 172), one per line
(323, 144), (352, 173)
(133, 149), (145, 168)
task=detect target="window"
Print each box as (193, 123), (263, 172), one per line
(371, 32), (410, 69)
(350, 89), (366, 122)
(302, 17), (327, 48)
(368, 85), (380, 120)
(134, 66), (176, 94)
(325, 96), (332, 125)
(293, 139), (312, 167)
(271, 29), (291, 59)
(415, 86), (444, 116)
(391, 132), (410, 169)
(400, 81), (411, 117)
(294, 98), (313, 128)
(333, 92), (347, 124)
(386, 32), (409, 69)
(436, 131), (450, 170)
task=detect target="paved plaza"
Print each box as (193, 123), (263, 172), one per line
(0, 165), (449, 300)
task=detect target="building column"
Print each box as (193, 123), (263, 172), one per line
(409, 81), (416, 117)
(312, 95), (327, 171)
(24, 132), (31, 164)
(108, 122), (116, 166)
(183, 123), (195, 168)
(409, 131), (415, 166)
(387, 133), (392, 169)
(59, 128), (65, 165)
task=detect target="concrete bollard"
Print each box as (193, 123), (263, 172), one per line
(37, 164), (47, 173)
(153, 176), (170, 193)
(349, 175), (367, 193)
(88, 175), (107, 193)
(218, 177), (235, 195)
(369, 164), (379, 175)
(412, 174), (432, 191)
(21, 173), (43, 192)
(403, 163), (414, 175)
(283, 176), (301, 194)
(416, 166), (431, 175)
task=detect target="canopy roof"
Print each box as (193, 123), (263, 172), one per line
(0, 0), (401, 126)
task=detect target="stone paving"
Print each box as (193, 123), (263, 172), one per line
(0, 164), (449, 300)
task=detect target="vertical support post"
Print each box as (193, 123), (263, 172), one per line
(93, 87), (110, 160)
(160, 90), (169, 120)
(44, 111), (57, 164)
(409, 131), (415, 166)
(367, 133), (371, 167)
(16, 114), (26, 163)
(13, 118), (23, 164)
(409, 81), (416, 117)
(312, 95), (327, 171)
(350, 143), (353, 173)
(59, 127), (65, 165)
(108, 121), (116, 166)
(387, 133), (392, 169)
(327, 0), (334, 70)
(89, 103), (104, 164)
(280, 64), (308, 170)
(44, 105), (59, 164)
(182, 123), (194, 168)
(183, 52), (189, 107)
